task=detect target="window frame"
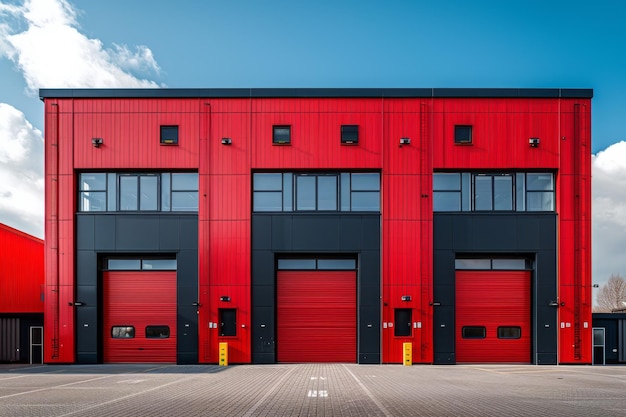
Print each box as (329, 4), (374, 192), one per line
(273, 125), (291, 145)
(462, 326), (486, 339)
(433, 171), (555, 213)
(340, 125), (359, 145)
(145, 325), (171, 339)
(118, 173), (160, 212)
(78, 172), (198, 213)
(111, 326), (135, 339)
(160, 125), (179, 145)
(79, 173), (107, 212)
(105, 257), (177, 271)
(252, 171), (380, 213)
(454, 125), (473, 145)
(497, 326), (522, 339)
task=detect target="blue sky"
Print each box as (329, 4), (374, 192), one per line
(4, 1), (626, 151)
(1, 0), (626, 293)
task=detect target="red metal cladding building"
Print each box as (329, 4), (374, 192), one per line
(39, 88), (592, 365)
(0, 223), (44, 363)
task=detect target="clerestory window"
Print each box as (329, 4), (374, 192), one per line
(433, 172), (554, 212)
(79, 172), (198, 212)
(253, 172), (380, 212)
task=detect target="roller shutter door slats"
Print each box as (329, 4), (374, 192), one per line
(277, 270), (356, 363)
(456, 270), (531, 363)
(103, 271), (176, 363)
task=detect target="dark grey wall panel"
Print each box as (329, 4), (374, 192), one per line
(433, 213), (557, 364)
(471, 216), (516, 250)
(433, 217), (453, 249)
(94, 215), (116, 250)
(76, 216), (94, 250)
(251, 251), (274, 287)
(433, 250), (455, 286)
(115, 217), (160, 250)
(433, 305), (455, 364)
(291, 215), (341, 250)
(76, 251), (97, 286)
(180, 217), (198, 250)
(359, 305), (381, 357)
(359, 250), (380, 288)
(253, 216), (272, 250)
(177, 305), (198, 365)
(252, 306), (276, 363)
(76, 213), (198, 364)
(359, 285), (380, 307)
(177, 249), (198, 283)
(159, 217), (181, 250)
(271, 216), (292, 250)
(252, 213), (380, 364)
(339, 216), (363, 249)
(252, 285), (274, 307)
(361, 217), (381, 250)
(75, 285), (98, 306)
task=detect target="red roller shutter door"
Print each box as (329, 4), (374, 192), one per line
(456, 270), (531, 363)
(277, 270), (356, 363)
(103, 271), (177, 363)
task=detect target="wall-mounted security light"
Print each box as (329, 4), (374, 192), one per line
(400, 137), (411, 145)
(529, 137), (540, 147)
(91, 138), (103, 148)
(401, 295), (412, 301)
(429, 301), (441, 306)
(192, 302), (201, 307)
(69, 301), (85, 307)
(221, 138), (232, 145)
(548, 300), (559, 307)
(220, 296), (231, 302)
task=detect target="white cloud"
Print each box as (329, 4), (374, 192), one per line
(592, 141), (626, 291)
(0, 0), (164, 238)
(0, 103), (43, 238)
(0, 0), (161, 92)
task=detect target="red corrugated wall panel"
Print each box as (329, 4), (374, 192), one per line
(557, 100), (592, 363)
(456, 270), (531, 363)
(277, 270), (356, 363)
(380, 98), (432, 363)
(72, 99), (200, 169)
(432, 98), (561, 170)
(44, 101), (75, 363)
(200, 100), (252, 363)
(250, 99), (383, 169)
(201, 284), (250, 364)
(103, 271), (177, 363)
(0, 224), (44, 313)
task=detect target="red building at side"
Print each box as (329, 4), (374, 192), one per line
(39, 88), (592, 365)
(0, 223), (44, 363)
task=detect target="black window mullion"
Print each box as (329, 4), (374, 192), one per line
(314, 176), (318, 211)
(135, 175), (140, 210)
(491, 175), (495, 211)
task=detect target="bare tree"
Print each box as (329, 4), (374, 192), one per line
(595, 274), (626, 312)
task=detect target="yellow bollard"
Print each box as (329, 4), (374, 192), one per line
(403, 342), (412, 366)
(219, 342), (228, 366)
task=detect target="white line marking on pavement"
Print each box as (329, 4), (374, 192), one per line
(242, 365), (298, 417)
(343, 364), (394, 417)
(57, 377), (193, 417)
(0, 375), (114, 399)
(117, 379), (146, 384)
